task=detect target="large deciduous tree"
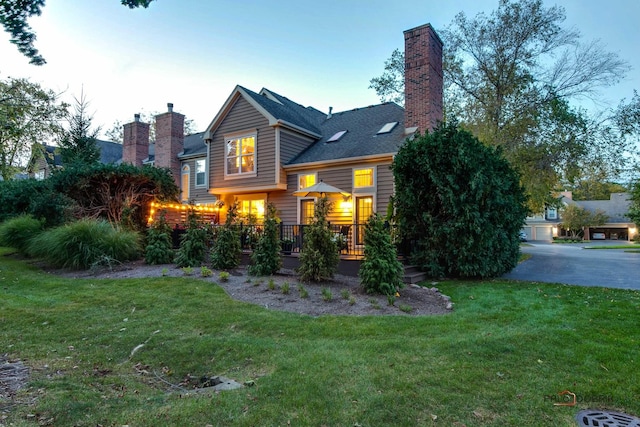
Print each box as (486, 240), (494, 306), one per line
(371, 0), (630, 211)
(0, 76), (67, 180)
(392, 122), (528, 279)
(1, 0), (155, 65)
(560, 204), (608, 239)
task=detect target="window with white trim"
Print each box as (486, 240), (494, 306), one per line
(195, 159), (206, 187)
(298, 173), (316, 189)
(225, 132), (256, 177)
(181, 165), (190, 202)
(236, 194), (266, 221)
(354, 168), (374, 188)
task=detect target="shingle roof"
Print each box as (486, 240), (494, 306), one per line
(240, 86), (325, 136)
(181, 132), (206, 157)
(96, 140), (123, 164)
(287, 102), (406, 164)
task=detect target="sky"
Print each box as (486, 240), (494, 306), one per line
(1, 0), (639, 139)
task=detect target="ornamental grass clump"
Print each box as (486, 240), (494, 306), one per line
(27, 219), (141, 269)
(0, 214), (44, 255)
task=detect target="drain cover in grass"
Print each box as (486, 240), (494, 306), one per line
(576, 410), (640, 426)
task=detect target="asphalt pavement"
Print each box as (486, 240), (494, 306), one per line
(502, 241), (640, 290)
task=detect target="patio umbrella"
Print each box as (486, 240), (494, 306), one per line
(292, 180), (351, 198)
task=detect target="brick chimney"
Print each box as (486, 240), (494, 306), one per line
(122, 113), (150, 166)
(155, 103), (184, 187)
(404, 23), (443, 133)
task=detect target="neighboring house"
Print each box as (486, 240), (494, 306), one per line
(522, 191), (637, 241)
(122, 23), (444, 250)
(30, 139), (123, 179)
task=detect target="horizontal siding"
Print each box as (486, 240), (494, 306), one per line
(280, 129), (314, 163)
(181, 158), (210, 202)
(209, 96), (274, 190)
(376, 162), (394, 215)
(268, 174), (299, 224)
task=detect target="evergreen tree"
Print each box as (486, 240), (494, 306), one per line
(210, 203), (242, 270)
(392, 121), (528, 278)
(144, 209), (174, 265)
(359, 213), (404, 295)
(174, 208), (207, 268)
(297, 197), (339, 282)
(58, 91), (101, 167)
(248, 203), (282, 276)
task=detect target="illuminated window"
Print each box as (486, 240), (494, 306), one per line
(301, 199), (315, 224)
(298, 173), (316, 189)
(225, 132), (256, 177)
(236, 194), (265, 221)
(195, 159), (206, 187)
(354, 168), (374, 188)
(181, 165), (190, 202)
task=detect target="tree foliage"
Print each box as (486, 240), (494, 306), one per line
(628, 181), (640, 228)
(560, 204), (608, 239)
(0, 76), (68, 180)
(370, 0), (630, 211)
(49, 163), (179, 230)
(144, 209), (174, 265)
(58, 91), (101, 167)
(0, 177), (72, 226)
(174, 208), (208, 268)
(297, 197), (339, 282)
(392, 122), (528, 279)
(358, 213), (404, 295)
(210, 203), (242, 270)
(1, 0), (155, 65)
(248, 203), (282, 276)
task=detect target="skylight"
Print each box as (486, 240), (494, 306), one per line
(327, 130), (347, 142)
(377, 122), (398, 134)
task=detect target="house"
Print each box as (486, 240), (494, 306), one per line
(522, 191), (637, 241)
(30, 139), (123, 179)
(122, 23), (444, 250)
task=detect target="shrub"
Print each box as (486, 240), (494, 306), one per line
(200, 266), (213, 277)
(0, 179), (72, 227)
(359, 213), (404, 295)
(249, 203), (282, 276)
(0, 215), (44, 255)
(297, 197), (339, 282)
(174, 209), (208, 268)
(321, 287), (333, 302)
(144, 210), (174, 265)
(211, 204), (242, 270)
(28, 219), (141, 269)
(218, 271), (230, 282)
(392, 122), (528, 278)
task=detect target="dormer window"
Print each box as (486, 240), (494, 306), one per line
(327, 130), (347, 142)
(377, 122), (398, 134)
(225, 130), (256, 178)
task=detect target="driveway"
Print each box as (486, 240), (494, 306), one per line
(502, 241), (640, 290)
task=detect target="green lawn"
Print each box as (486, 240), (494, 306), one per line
(1, 247), (639, 426)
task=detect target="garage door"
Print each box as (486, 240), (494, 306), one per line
(534, 226), (553, 241)
(522, 226), (532, 241)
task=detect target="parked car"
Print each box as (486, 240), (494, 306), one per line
(592, 232), (606, 240)
(519, 231), (528, 242)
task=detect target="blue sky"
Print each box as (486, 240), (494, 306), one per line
(1, 0), (638, 138)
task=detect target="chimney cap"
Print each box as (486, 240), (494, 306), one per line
(134, 113), (140, 122)
(167, 103), (174, 112)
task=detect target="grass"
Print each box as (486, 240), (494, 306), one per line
(1, 247), (639, 426)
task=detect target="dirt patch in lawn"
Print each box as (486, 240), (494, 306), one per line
(46, 259), (453, 317)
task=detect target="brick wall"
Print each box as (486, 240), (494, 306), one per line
(155, 103), (184, 187)
(404, 23), (443, 133)
(122, 114), (150, 166)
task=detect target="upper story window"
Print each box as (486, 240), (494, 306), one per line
(298, 173), (317, 190)
(195, 159), (206, 187)
(354, 168), (374, 188)
(225, 131), (256, 178)
(546, 207), (558, 220)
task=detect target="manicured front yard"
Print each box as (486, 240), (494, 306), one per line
(1, 247), (639, 426)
